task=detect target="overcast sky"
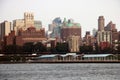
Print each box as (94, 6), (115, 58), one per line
(0, 0), (120, 36)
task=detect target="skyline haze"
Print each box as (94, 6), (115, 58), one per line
(0, 0), (120, 36)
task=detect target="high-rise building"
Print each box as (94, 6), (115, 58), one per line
(97, 16), (113, 49)
(13, 12), (42, 35)
(98, 16), (104, 31)
(92, 28), (97, 37)
(2, 12), (46, 46)
(61, 19), (81, 42)
(68, 35), (80, 52)
(97, 31), (112, 49)
(84, 31), (91, 45)
(48, 17), (61, 32)
(83, 31), (96, 46)
(24, 12), (34, 29)
(34, 20), (42, 30)
(48, 24), (55, 31)
(86, 31), (90, 36)
(112, 31), (119, 50)
(104, 21), (119, 50)
(13, 19), (25, 35)
(105, 21), (117, 32)
(52, 17), (62, 26)
(48, 17), (62, 42)
(0, 21), (11, 41)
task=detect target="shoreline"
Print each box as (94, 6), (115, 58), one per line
(1, 60), (120, 64)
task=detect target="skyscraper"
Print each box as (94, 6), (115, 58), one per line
(48, 17), (62, 42)
(97, 31), (112, 49)
(13, 12), (36, 35)
(98, 16), (104, 31)
(104, 21), (117, 31)
(61, 18), (81, 42)
(97, 16), (112, 49)
(24, 12), (34, 29)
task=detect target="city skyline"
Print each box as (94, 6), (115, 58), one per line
(0, 0), (120, 36)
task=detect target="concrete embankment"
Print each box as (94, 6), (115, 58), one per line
(1, 61), (120, 64)
(27, 60), (120, 63)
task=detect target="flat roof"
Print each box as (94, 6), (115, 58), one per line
(36, 54), (113, 59)
(83, 54), (112, 58)
(38, 54), (57, 58)
(37, 53), (78, 59)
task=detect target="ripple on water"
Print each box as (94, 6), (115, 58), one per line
(0, 63), (120, 80)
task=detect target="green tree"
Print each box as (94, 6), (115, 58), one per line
(79, 45), (93, 53)
(117, 45), (120, 53)
(0, 56), (11, 62)
(55, 42), (69, 53)
(33, 42), (47, 52)
(23, 42), (33, 52)
(100, 47), (112, 53)
(4, 45), (23, 53)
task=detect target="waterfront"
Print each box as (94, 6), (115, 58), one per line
(0, 63), (120, 80)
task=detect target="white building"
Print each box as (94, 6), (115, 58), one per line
(97, 31), (112, 45)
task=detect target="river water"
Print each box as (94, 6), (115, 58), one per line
(0, 63), (120, 80)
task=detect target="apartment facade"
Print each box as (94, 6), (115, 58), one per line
(0, 21), (11, 41)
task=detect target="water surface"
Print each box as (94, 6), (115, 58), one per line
(0, 63), (120, 80)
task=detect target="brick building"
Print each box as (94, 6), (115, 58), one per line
(16, 27), (46, 46)
(61, 18), (81, 42)
(4, 31), (15, 46)
(104, 21), (116, 31)
(4, 27), (47, 46)
(61, 27), (81, 42)
(83, 31), (96, 46)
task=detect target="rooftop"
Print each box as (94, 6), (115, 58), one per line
(83, 54), (112, 58)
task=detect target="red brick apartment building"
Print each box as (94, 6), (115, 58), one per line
(4, 27), (47, 46)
